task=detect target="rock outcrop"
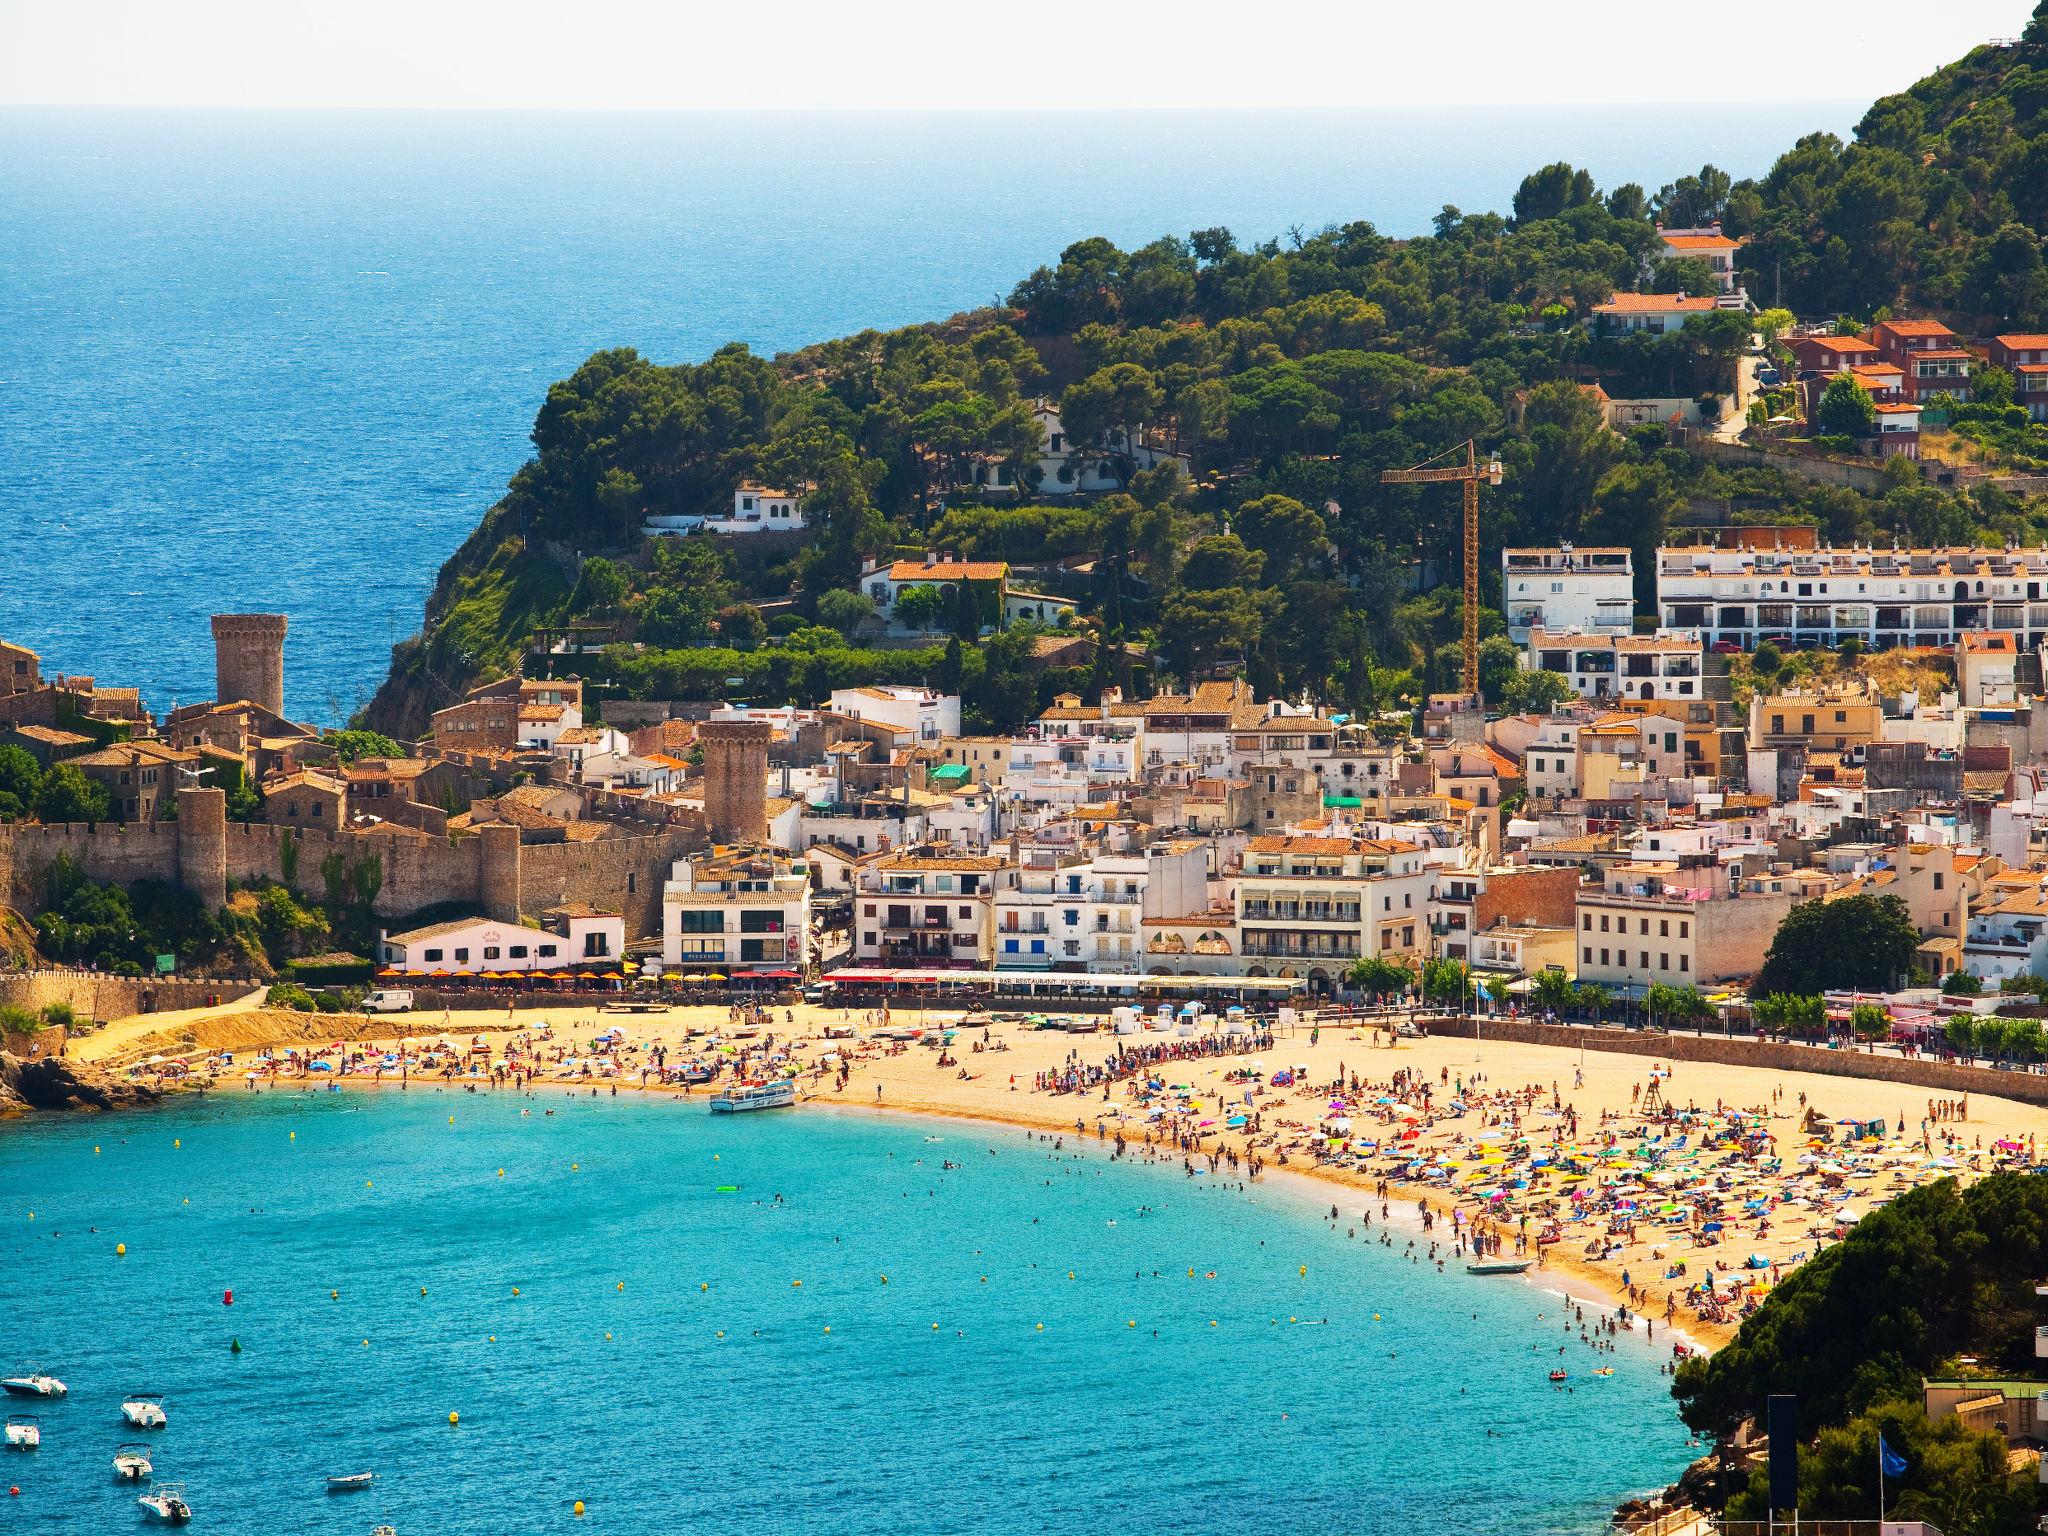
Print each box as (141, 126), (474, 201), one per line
(0, 1052), (161, 1114)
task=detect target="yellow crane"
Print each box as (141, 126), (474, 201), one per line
(1379, 440), (1503, 696)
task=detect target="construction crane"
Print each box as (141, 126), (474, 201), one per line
(1380, 440), (1504, 696)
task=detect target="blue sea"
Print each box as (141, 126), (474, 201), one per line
(1, 1090), (1693, 1534)
(0, 104), (1857, 723)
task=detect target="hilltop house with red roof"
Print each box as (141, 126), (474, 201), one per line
(862, 553), (1011, 636)
(1988, 334), (2048, 421)
(1871, 318), (1974, 404)
(1589, 292), (1720, 335)
(1654, 226), (1744, 297)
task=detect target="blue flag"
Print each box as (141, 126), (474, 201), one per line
(1880, 1435), (1907, 1478)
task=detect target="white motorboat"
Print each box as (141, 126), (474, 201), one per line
(1465, 1259), (1534, 1276)
(114, 1443), (154, 1480)
(709, 1078), (795, 1112)
(327, 1471), (375, 1493)
(0, 1372), (66, 1398)
(3, 1414), (38, 1449)
(372, 1526), (398, 1536)
(122, 1393), (168, 1428)
(138, 1483), (193, 1524)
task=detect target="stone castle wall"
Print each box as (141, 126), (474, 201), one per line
(0, 805), (699, 941)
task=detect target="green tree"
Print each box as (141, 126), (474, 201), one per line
(0, 744), (44, 821)
(815, 588), (872, 640)
(1754, 894), (1917, 997)
(1530, 967), (1575, 1016)
(569, 554), (633, 614)
(892, 583), (948, 635)
(1816, 372), (1878, 437)
(323, 729), (400, 765)
(1346, 955), (1414, 999)
(1512, 162), (1598, 223)
(35, 765), (110, 826)
(1849, 1001), (1891, 1042)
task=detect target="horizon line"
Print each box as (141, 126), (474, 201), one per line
(0, 98), (1870, 115)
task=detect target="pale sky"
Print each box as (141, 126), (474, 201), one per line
(0, 0), (2030, 110)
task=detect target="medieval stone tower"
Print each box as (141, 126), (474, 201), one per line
(175, 785), (228, 911)
(211, 613), (287, 715)
(698, 720), (772, 845)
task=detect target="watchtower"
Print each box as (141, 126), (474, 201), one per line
(211, 613), (288, 716)
(698, 720), (772, 845)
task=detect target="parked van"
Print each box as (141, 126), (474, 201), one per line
(362, 989), (414, 1013)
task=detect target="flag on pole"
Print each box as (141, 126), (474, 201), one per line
(1880, 1434), (1907, 1478)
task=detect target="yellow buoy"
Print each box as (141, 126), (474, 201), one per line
(362, 1339), (369, 1348)
(288, 1132), (294, 1141)
(571, 1163), (580, 1172)
(489, 1335), (496, 1343)
(448, 1411), (459, 1425)
(1067, 1270), (1075, 1280)
(791, 1280), (802, 1288)
(1299, 1265), (1307, 1276)
(512, 1287), (520, 1297)
(174, 1139), (181, 1148)
(1035, 1323), (1043, 1332)
(931, 1323), (939, 1331)
(366, 1180), (374, 1189)
(331, 1290), (338, 1300)
(574, 1501), (585, 1517)
(1209, 1320), (1218, 1328)
(448, 1116), (454, 1124)
(716, 1330), (725, 1339)
(616, 1282), (624, 1292)
(94, 1146), (101, 1155)
(497, 1169), (504, 1178)
(823, 1326), (831, 1334)
(1373, 1312), (1381, 1321)
(699, 1282), (708, 1292)
(604, 1332), (612, 1341)
(1127, 1320), (1135, 1328)
(420, 1287), (427, 1296)
(116, 1242), (126, 1256)
(879, 1275), (888, 1284)
(1188, 1267), (1194, 1277)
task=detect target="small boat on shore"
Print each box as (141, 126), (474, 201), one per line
(138, 1482), (193, 1523)
(4, 1414), (39, 1449)
(1, 1372), (66, 1398)
(327, 1471), (375, 1493)
(1465, 1259), (1533, 1275)
(114, 1443), (154, 1479)
(122, 1393), (168, 1428)
(710, 1079), (794, 1113)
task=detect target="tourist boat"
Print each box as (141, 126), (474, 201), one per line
(327, 1471), (375, 1493)
(709, 1079), (795, 1113)
(0, 1371), (66, 1398)
(138, 1482), (193, 1523)
(1465, 1259), (1533, 1276)
(1549, 1370), (1570, 1383)
(3, 1414), (38, 1449)
(122, 1393), (168, 1428)
(113, 1443), (154, 1480)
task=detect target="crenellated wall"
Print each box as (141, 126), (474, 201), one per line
(0, 812), (699, 941)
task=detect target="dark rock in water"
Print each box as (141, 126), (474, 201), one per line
(0, 1052), (161, 1113)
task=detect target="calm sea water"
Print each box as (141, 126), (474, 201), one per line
(1, 1090), (1691, 1534)
(0, 105), (1855, 723)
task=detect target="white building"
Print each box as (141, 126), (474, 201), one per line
(852, 850), (1016, 969)
(861, 555), (1011, 634)
(1573, 863), (1793, 995)
(661, 850), (812, 972)
(1525, 716), (1583, 802)
(966, 401), (1191, 497)
(826, 686), (961, 743)
(1230, 834), (1434, 986)
(1589, 292), (1722, 335)
(1657, 542), (2048, 653)
(379, 908), (624, 976)
(1525, 628), (1703, 703)
(1654, 227), (1744, 297)
(643, 484), (807, 540)
(1502, 546), (1635, 643)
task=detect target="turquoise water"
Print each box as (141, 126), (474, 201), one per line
(0, 1089), (1693, 1533)
(0, 105), (1854, 722)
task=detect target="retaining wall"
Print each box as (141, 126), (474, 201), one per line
(1420, 1014), (2048, 1107)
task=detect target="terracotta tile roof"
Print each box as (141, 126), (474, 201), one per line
(1994, 334), (2048, 350)
(1593, 293), (1719, 314)
(1961, 631), (2018, 653)
(1875, 319), (1958, 339)
(1661, 233), (1741, 251)
(886, 560), (1009, 583)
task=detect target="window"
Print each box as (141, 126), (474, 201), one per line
(454, 948), (470, 963)
(959, 906), (972, 920)
(1583, 947), (1592, 963)
(483, 946), (501, 961)
(1659, 919), (1669, 937)
(1660, 953), (1669, 971)
(583, 931), (611, 958)
(678, 910), (723, 933)
(509, 945), (527, 959)
(1679, 954), (1689, 972)
(424, 948), (444, 962)
(1582, 914), (1591, 930)
(538, 943), (557, 958)
(1600, 948), (1610, 965)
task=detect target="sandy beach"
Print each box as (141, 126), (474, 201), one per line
(75, 998), (2048, 1350)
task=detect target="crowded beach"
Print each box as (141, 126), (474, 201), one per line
(75, 997), (2048, 1349)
